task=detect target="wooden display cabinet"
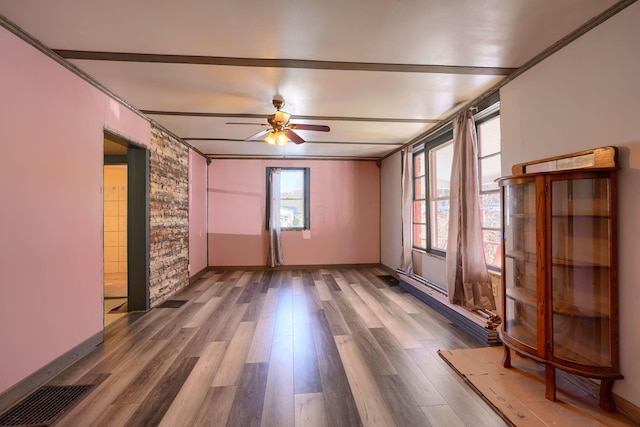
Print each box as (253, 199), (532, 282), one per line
(498, 147), (622, 412)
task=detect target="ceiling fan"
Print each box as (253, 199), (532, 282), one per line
(226, 97), (330, 146)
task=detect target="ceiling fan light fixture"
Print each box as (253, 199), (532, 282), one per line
(265, 131), (277, 145)
(275, 130), (288, 146)
(230, 97), (329, 146)
(274, 110), (291, 124)
(265, 130), (289, 146)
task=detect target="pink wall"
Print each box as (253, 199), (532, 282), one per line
(189, 150), (208, 276)
(0, 27), (150, 393)
(208, 159), (380, 266)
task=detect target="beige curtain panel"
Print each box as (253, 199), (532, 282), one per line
(446, 111), (496, 310)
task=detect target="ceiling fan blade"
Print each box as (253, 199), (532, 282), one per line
(285, 129), (305, 144)
(245, 129), (270, 141)
(289, 123), (330, 132)
(225, 122), (265, 126)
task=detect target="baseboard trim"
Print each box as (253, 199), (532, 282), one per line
(209, 263), (383, 271)
(189, 266), (209, 285)
(398, 272), (501, 346)
(0, 331), (103, 414)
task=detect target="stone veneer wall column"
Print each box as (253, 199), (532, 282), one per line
(149, 125), (189, 306)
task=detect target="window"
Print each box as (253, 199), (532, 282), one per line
(412, 134), (453, 255)
(428, 140), (454, 253)
(266, 167), (310, 229)
(412, 149), (426, 249)
(411, 107), (502, 269)
(477, 114), (502, 268)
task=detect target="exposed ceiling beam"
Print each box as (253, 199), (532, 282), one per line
(184, 138), (404, 146)
(144, 110), (439, 124)
(53, 50), (516, 76)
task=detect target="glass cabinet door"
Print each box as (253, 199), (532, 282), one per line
(503, 180), (538, 350)
(550, 177), (612, 367)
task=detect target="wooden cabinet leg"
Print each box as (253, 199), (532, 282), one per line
(503, 345), (512, 368)
(545, 364), (556, 401)
(599, 379), (616, 412)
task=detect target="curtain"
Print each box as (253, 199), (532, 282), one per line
(400, 146), (414, 274)
(446, 111), (496, 310)
(268, 168), (285, 267)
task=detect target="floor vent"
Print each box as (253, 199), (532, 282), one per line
(156, 299), (188, 308)
(377, 275), (399, 286)
(0, 385), (93, 426)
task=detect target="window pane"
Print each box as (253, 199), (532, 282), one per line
(480, 154), (501, 191)
(415, 176), (425, 200)
(280, 199), (304, 228)
(430, 200), (449, 250)
(478, 116), (501, 157)
(480, 192), (501, 229)
(413, 200), (426, 224)
(279, 169), (306, 228)
(281, 170), (304, 196)
(430, 141), (453, 198)
(413, 224), (426, 249)
(483, 229), (502, 268)
(414, 152), (425, 176)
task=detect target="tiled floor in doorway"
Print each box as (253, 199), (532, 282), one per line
(104, 272), (127, 327)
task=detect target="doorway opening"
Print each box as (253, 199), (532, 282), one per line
(104, 164), (128, 326)
(103, 131), (150, 327)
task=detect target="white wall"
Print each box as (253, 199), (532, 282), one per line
(500, 2), (640, 406)
(379, 150), (450, 288)
(380, 151), (402, 270)
(381, 145), (464, 299)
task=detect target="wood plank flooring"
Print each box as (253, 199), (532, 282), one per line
(49, 268), (508, 426)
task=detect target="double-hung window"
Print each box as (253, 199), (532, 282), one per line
(266, 167), (310, 230)
(477, 114), (502, 269)
(413, 134), (453, 255)
(411, 107), (502, 269)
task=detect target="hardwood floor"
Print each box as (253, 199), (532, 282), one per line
(51, 268), (508, 426)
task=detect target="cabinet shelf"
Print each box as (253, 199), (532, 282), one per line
(506, 288), (608, 318)
(550, 258), (610, 268)
(499, 146), (621, 412)
(551, 214), (609, 219)
(504, 250), (536, 262)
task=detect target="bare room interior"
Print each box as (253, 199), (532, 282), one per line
(1, 1), (639, 426)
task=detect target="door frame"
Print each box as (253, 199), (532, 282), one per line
(104, 130), (150, 312)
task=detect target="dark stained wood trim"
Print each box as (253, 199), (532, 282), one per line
(189, 266), (209, 285)
(206, 155), (383, 161)
(53, 50), (516, 76)
(104, 155), (128, 164)
(127, 146), (150, 312)
(185, 138), (403, 146)
(144, 110), (438, 124)
(209, 263), (382, 271)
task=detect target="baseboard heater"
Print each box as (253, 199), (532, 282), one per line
(397, 272), (501, 346)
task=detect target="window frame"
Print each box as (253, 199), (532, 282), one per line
(411, 147), (426, 251)
(265, 167), (310, 230)
(474, 108), (502, 271)
(413, 129), (454, 257)
(411, 102), (502, 271)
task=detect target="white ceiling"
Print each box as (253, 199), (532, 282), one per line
(0, 0), (626, 159)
